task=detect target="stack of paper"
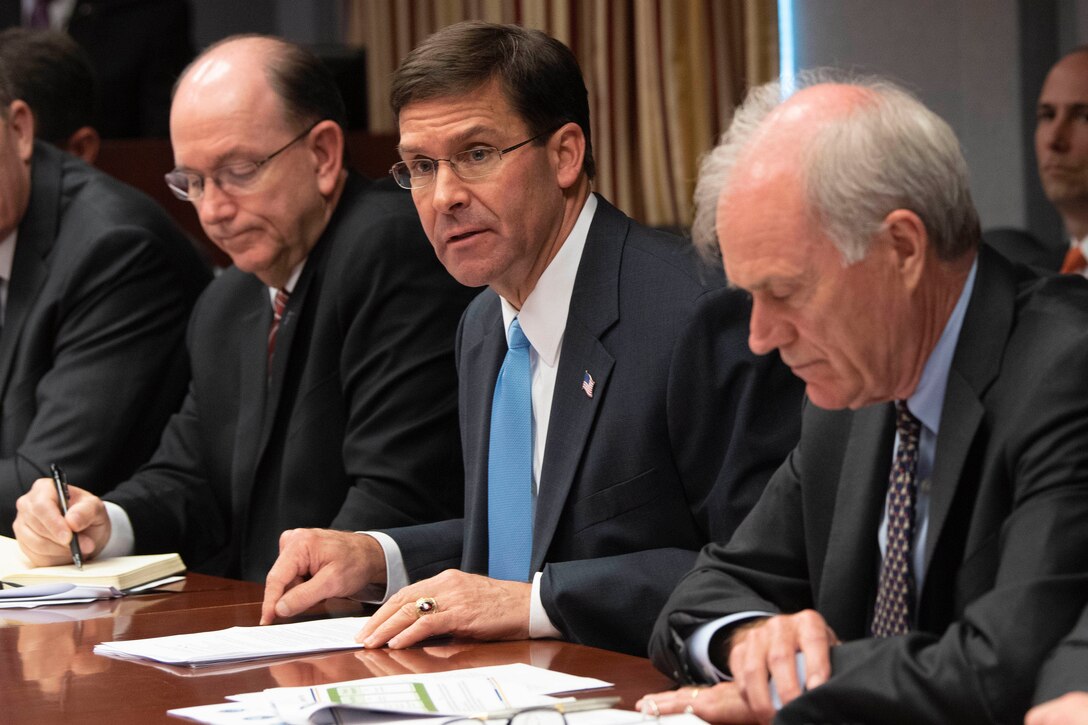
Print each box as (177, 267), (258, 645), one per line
(95, 616), (370, 666)
(0, 535), (185, 591)
(167, 664), (617, 725)
(0, 582), (122, 608)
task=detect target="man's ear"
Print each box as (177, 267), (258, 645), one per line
(7, 100), (36, 163)
(309, 120), (345, 196)
(64, 126), (101, 164)
(551, 121), (586, 190)
(883, 208), (928, 290)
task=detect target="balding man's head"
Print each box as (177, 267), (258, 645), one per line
(167, 35), (347, 288)
(701, 70), (979, 411)
(694, 71), (979, 266)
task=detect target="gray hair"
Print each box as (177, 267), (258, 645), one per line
(693, 69), (980, 265)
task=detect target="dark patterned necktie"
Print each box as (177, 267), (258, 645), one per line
(871, 400), (923, 637)
(267, 288), (289, 371)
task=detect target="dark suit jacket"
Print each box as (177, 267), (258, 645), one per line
(0, 142), (207, 534)
(105, 175), (476, 580)
(982, 227), (1064, 273)
(386, 195), (804, 656)
(649, 246), (1088, 724)
(0, 0), (193, 138)
(1034, 604), (1088, 703)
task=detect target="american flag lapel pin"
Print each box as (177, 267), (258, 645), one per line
(581, 370), (595, 398)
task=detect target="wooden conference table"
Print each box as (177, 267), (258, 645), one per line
(0, 573), (674, 724)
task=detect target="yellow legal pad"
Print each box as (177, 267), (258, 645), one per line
(0, 535), (185, 591)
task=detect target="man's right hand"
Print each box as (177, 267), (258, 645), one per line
(727, 609), (839, 720)
(13, 478), (110, 565)
(261, 528), (388, 625)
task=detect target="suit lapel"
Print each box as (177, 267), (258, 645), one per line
(529, 196), (623, 572)
(460, 295), (507, 571)
(229, 289), (270, 520)
(922, 248), (1010, 575)
(256, 260), (316, 452)
(0, 145), (59, 404)
(233, 246), (323, 526)
(819, 404), (895, 639)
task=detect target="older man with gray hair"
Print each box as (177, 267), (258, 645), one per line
(639, 71), (1088, 724)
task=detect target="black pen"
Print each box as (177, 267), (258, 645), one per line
(50, 463), (82, 570)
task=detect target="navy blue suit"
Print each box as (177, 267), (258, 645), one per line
(387, 195), (804, 655)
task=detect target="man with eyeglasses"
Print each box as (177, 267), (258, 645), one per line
(12, 35), (475, 581)
(261, 22), (803, 657)
(0, 43), (208, 537)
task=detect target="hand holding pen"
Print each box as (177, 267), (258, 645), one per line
(50, 463), (83, 570)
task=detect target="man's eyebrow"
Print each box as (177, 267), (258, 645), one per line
(175, 148), (252, 173)
(1038, 101), (1088, 113)
(398, 124), (500, 156)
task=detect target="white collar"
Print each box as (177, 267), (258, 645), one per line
(266, 259), (306, 307)
(0, 231), (17, 283)
(499, 194), (598, 361)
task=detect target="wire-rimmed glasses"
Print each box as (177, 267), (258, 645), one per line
(164, 121), (321, 201)
(389, 126), (561, 190)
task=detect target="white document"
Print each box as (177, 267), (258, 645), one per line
(169, 704), (703, 725)
(271, 676), (558, 725)
(169, 664), (615, 725)
(96, 616), (369, 666)
(0, 582), (122, 608)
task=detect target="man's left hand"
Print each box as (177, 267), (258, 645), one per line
(636, 683), (759, 724)
(357, 570), (532, 649)
(1025, 692), (1088, 725)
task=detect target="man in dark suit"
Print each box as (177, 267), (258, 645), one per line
(0, 51), (207, 536)
(1036, 47), (1088, 275)
(1027, 608), (1088, 724)
(0, 28), (101, 162)
(12, 35), (473, 580)
(0, 0), (193, 138)
(639, 73), (1088, 724)
(260, 22), (802, 657)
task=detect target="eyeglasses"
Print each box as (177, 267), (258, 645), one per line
(390, 127), (560, 190)
(164, 121), (320, 201)
(442, 697), (652, 725)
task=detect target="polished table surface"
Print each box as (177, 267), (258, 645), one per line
(1, 574), (673, 724)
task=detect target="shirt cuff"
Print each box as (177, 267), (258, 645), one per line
(768, 653), (807, 712)
(356, 530), (409, 603)
(100, 501), (135, 558)
(686, 611), (774, 682)
(529, 571), (563, 639)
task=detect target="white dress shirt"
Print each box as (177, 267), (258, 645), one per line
(369, 194), (598, 639)
(0, 231), (17, 323)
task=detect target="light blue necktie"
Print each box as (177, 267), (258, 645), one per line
(487, 317), (533, 581)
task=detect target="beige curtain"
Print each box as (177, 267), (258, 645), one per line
(345, 0), (777, 229)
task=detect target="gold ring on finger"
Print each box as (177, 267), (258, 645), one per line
(415, 597), (438, 616)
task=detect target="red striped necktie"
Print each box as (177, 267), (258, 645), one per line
(267, 288), (290, 371)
